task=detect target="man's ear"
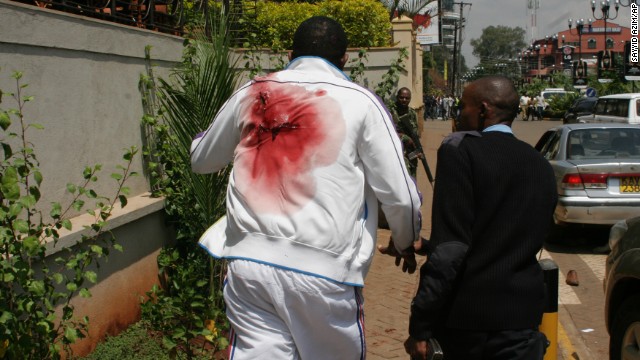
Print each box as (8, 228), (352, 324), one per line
(479, 101), (488, 117)
(480, 101), (494, 117)
(339, 53), (349, 68)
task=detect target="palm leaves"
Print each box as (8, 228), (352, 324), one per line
(139, 12), (241, 354)
(379, 0), (435, 21)
(158, 16), (239, 234)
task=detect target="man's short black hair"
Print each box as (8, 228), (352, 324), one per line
(291, 16), (348, 69)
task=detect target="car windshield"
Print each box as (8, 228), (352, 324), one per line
(567, 128), (640, 159)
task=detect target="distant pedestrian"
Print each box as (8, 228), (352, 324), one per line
(443, 94), (453, 119)
(520, 93), (531, 121)
(534, 94), (546, 120)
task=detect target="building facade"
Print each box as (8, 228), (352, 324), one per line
(521, 19), (631, 82)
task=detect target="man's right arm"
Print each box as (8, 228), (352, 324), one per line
(359, 101), (422, 253)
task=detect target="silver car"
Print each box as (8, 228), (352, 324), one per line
(534, 124), (640, 235)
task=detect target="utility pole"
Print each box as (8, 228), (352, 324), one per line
(451, 2), (471, 96)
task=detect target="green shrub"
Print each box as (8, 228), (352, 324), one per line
(250, 0), (391, 50)
(82, 321), (219, 359)
(81, 322), (169, 360)
(253, 2), (316, 50)
(318, 0), (391, 48)
(546, 92), (580, 118)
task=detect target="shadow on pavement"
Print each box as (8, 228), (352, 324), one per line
(544, 224), (611, 255)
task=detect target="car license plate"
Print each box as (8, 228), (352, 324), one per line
(620, 176), (640, 193)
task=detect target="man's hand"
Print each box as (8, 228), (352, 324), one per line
(376, 238), (418, 274)
(404, 336), (429, 360)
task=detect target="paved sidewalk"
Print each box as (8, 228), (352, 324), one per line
(364, 229), (424, 359)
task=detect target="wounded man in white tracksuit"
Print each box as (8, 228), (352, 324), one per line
(190, 16), (422, 360)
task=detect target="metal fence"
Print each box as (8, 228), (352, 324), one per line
(10, 0), (255, 41)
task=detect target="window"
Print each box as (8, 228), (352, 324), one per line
(601, 99), (630, 117)
(588, 38), (597, 49)
(535, 130), (556, 152)
(568, 129), (640, 158)
(543, 56), (555, 67)
(594, 99), (607, 115)
(539, 131), (561, 160)
(614, 100), (629, 117)
(606, 37), (614, 49)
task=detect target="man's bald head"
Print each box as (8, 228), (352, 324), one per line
(469, 76), (520, 124)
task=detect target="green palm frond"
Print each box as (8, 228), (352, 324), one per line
(380, 0), (434, 19)
(157, 11), (240, 231)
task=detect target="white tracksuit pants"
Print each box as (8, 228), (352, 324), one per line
(224, 259), (366, 359)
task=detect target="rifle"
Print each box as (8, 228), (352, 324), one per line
(398, 113), (435, 188)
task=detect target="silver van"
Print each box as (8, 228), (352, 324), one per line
(578, 93), (640, 124)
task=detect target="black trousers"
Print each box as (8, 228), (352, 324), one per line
(434, 327), (547, 360)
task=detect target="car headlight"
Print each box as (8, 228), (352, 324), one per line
(609, 219), (628, 251)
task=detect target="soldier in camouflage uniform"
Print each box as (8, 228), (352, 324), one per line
(391, 87), (420, 178)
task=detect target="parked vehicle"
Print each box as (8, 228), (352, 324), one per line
(540, 88), (577, 119)
(540, 88), (573, 104)
(578, 93), (640, 124)
(534, 123), (640, 240)
(604, 216), (640, 359)
(563, 96), (598, 124)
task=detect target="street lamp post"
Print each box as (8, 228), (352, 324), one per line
(591, 0), (619, 53)
(616, 0), (637, 6)
(534, 44), (541, 79)
(568, 18), (593, 61)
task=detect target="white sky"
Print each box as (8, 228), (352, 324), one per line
(460, 0), (633, 67)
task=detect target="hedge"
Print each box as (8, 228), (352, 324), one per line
(250, 0), (392, 49)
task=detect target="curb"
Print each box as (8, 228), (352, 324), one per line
(558, 302), (596, 360)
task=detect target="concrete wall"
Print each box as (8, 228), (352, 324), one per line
(0, 0), (184, 218)
(0, 1), (424, 356)
(0, 1), (182, 356)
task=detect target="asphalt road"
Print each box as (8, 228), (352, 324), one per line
(418, 117), (611, 359)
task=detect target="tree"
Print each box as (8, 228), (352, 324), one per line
(470, 25), (527, 66)
(423, 45), (468, 95)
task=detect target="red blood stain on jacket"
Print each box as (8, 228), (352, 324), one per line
(234, 80), (346, 215)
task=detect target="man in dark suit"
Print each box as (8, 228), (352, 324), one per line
(389, 75), (558, 360)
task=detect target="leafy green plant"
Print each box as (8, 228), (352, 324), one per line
(318, 0), (391, 48)
(349, 48), (370, 85)
(546, 92), (580, 118)
(247, 0), (391, 50)
(252, 1), (316, 51)
(0, 71), (137, 359)
(375, 47), (409, 107)
(586, 73), (633, 96)
(138, 12), (238, 359)
(81, 322), (169, 360)
(81, 320), (219, 360)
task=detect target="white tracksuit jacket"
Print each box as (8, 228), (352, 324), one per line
(191, 56), (422, 286)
